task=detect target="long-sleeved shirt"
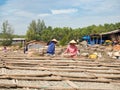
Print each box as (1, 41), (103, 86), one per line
(47, 42), (55, 55)
(64, 44), (78, 57)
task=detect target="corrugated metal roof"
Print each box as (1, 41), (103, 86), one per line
(12, 38), (25, 40)
(100, 29), (120, 35)
(0, 38), (25, 41)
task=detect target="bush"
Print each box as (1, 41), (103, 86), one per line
(1, 40), (12, 46)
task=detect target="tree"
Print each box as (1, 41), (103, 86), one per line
(1, 20), (14, 46)
(26, 19), (46, 41)
(115, 22), (120, 29)
(26, 20), (120, 45)
(36, 19), (46, 35)
(26, 20), (37, 40)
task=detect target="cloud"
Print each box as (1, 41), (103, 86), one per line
(51, 8), (78, 15)
(79, 0), (120, 15)
(37, 13), (51, 17)
(0, 0), (120, 35)
(13, 10), (35, 18)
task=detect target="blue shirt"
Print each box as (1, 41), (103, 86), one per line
(47, 41), (55, 55)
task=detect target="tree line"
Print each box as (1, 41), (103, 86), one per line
(0, 19), (120, 46)
(26, 19), (120, 45)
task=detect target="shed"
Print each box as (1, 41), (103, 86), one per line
(12, 38), (26, 44)
(100, 29), (120, 41)
(82, 29), (120, 45)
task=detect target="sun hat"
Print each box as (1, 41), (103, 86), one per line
(51, 39), (58, 43)
(69, 40), (77, 44)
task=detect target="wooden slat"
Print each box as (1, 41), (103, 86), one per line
(0, 51), (120, 90)
(1, 68), (6, 75)
(65, 80), (79, 89)
(0, 75), (113, 83)
(0, 83), (106, 90)
(0, 73), (52, 77)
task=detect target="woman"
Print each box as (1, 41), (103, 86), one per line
(62, 40), (79, 58)
(46, 39), (58, 56)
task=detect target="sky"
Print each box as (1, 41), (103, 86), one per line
(0, 0), (120, 35)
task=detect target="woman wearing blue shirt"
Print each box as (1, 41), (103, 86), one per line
(47, 39), (58, 55)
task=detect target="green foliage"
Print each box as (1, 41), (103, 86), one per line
(40, 29), (53, 42)
(0, 20), (14, 46)
(13, 34), (25, 38)
(25, 20), (120, 46)
(26, 19), (46, 41)
(60, 36), (69, 46)
(1, 39), (12, 46)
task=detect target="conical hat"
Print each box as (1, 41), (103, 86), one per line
(69, 40), (77, 44)
(51, 39), (58, 42)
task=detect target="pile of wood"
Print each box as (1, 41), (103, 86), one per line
(0, 51), (120, 90)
